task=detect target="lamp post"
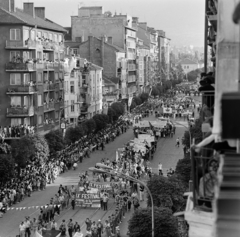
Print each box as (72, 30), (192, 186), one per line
(89, 163), (155, 237)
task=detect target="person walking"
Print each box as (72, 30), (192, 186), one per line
(103, 193), (109, 211)
(68, 219), (74, 237)
(158, 162), (163, 175)
(176, 137), (180, 148)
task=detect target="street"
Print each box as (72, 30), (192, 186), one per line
(0, 115), (185, 237)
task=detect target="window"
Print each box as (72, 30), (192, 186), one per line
(55, 72), (59, 81)
(59, 72), (63, 79)
(55, 111), (59, 119)
(23, 29), (29, 42)
(72, 48), (78, 55)
(37, 73), (43, 83)
(107, 37), (113, 44)
(38, 115), (43, 125)
(23, 74), (30, 85)
(37, 51), (42, 60)
(37, 31), (42, 38)
(71, 100), (75, 112)
(49, 33), (52, 41)
(10, 74), (21, 85)
(75, 37), (82, 42)
(58, 34), (63, 42)
(11, 96), (21, 106)
(10, 51), (20, 62)
(54, 34), (58, 42)
(11, 118), (21, 126)
(44, 32), (48, 39)
(60, 53), (64, 60)
(22, 51), (32, 63)
(38, 94), (42, 107)
(55, 52), (59, 60)
(70, 81), (75, 93)
(10, 29), (20, 40)
(31, 30), (35, 40)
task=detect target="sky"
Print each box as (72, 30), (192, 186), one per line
(16, 0), (205, 47)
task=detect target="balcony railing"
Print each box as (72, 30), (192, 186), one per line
(191, 147), (219, 211)
(128, 75), (136, 83)
(43, 83), (49, 91)
(128, 64), (136, 71)
(6, 106), (34, 117)
(5, 40), (37, 49)
(7, 85), (37, 94)
(59, 101), (64, 107)
(43, 102), (55, 112)
(5, 62), (36, 71)
(43, 62), (54, 70)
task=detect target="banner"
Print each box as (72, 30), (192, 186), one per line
(128, 96), (133, 107)
(6, 205), (61, 211)
(163, 107), (172, 114)
(75, 193), (101, 208)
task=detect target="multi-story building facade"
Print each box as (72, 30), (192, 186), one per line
(65, 35), (126, 102)
(157, 30), (171, 80)
(62, 56), (81, 126)
(70, 6), (137, 103)
(0, 0), (67, 135)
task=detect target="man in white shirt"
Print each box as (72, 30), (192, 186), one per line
(158, 163), (163, 175)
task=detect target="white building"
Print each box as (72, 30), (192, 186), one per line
(178, 58), (199, 74)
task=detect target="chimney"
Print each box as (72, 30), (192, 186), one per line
(35, 7), (45, 19)
(23, 2), (35, 18)
(0, 0), (15, 12)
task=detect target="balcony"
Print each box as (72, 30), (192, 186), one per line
(42, 41), (54, 51)
(49, 83), (55, 90)
(128, 75), (136, 83)
(6, 106), (34, 117)
(59, 101), (64, 108)
(55, 101), (60, 110)
(43, 83), (49, 91)
(6, 85), (37, 95)
(5, 62), (36, 71)
(128, 64), (136, 71)
(81, 105), (88, 114)
(5, 40), (37, 50)
(43, 102), (55, 112)
(43, 62), (54, 70)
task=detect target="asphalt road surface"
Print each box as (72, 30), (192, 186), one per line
(0, 115), (185, 237)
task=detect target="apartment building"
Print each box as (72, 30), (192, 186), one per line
(65, 35), (126, 102)
(62, 56), (81, 126)
(157, 30), (171, 80)
(0, 0), (67, 135)
(70, 6), (137, 101)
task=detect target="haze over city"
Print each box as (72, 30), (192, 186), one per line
(15, 0), (205, 47)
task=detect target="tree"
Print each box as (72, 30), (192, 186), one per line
(134, 96), (142, 106)
(175, 157), (192, 187)
(82, 119), (96, 134)
(107, 107), (116, 123)
(0, 142), (14, 184)
(139, 92), (149, 103)
(187, 68), (203, 82)
(151, 87), (159, 98)
(128, 207), (179, 237)
(111, 102), (124, 120)
(147, 175), (186, 212)
(64, 126), (85, 145)
(130, 100), (137, 110)
(93, 114), (109, 131)
(0, 154), (15, 184)
(45, 130), (65, 157)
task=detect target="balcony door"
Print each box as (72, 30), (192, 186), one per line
(24, 117), (30, 125)
(23, 73), (30, 85)
(11, 96), (21, 107)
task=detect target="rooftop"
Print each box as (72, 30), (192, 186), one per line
(0, 7), (67, 32)
(178, 58), (198, 65)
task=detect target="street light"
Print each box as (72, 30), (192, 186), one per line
(90, 163), (155, 237)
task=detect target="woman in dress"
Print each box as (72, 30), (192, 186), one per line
(104, 220), (111, 237)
